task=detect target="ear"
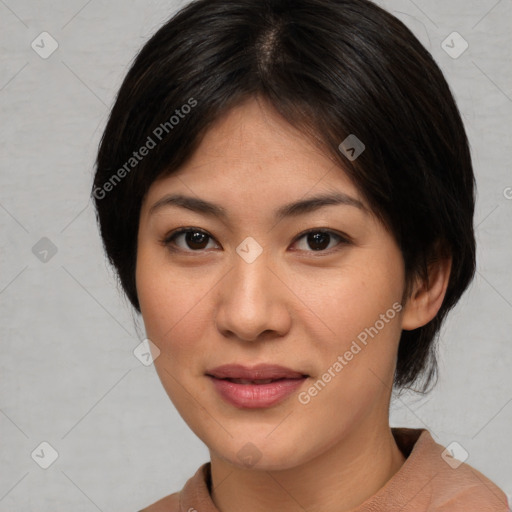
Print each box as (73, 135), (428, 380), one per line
(401, 256), (452, 331)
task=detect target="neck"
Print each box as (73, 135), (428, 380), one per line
(209, 423), (406, 512)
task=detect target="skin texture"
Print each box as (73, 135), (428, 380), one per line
(136, 96), (451, 512)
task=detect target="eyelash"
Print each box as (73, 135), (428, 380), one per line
(160, 227), (351, 255)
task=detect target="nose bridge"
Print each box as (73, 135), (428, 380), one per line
(233, 246), (270, 301)
(215, 240), (289, 341)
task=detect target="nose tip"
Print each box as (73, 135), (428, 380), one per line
(214, 253), (291, 343)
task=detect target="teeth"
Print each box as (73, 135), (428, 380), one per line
(229, 378), (276, 384)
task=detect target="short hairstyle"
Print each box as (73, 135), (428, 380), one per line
(92, 0), (476, 392)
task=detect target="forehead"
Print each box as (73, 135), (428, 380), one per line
(144, 97), (364, 209)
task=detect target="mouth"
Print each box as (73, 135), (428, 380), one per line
(205, 364), (309, 408)
(205, 363), (308, 380)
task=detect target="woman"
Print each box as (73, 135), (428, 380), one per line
(92, 0), (509, 510)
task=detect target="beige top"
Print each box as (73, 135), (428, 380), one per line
(140, 428), (509, 512)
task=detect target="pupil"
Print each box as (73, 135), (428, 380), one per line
(187, 231), (208, 249)
(308, 232), (329, 251)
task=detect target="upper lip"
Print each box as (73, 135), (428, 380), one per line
(206, 364), (307, 380)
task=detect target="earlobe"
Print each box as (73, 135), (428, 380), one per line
(401, 257), (452, 331)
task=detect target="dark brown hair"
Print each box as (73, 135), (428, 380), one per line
(92, 0), (476, 391)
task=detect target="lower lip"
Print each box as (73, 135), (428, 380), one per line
(208, 376), (307, 408)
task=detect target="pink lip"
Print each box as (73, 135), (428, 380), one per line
(206, 364), (308, 409)
(208, 376), (307, 408)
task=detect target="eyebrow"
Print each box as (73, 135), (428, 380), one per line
(148, 192), (366, 221)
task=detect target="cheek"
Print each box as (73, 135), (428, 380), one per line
(297, 310), (402, 444)
(136, 253), (215, 361)
(136, 257), (214, 417)
(292, 256), (403, 341)
(296, 259), (404, 404)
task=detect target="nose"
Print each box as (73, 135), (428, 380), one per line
(215, 250), (292, 343)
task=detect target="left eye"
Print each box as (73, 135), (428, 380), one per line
(292, 230), (346, 252)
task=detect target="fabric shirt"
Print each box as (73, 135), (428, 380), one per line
(140, 428), (509, 512)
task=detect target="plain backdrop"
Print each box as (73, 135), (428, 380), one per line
(1, 0), (511, 510)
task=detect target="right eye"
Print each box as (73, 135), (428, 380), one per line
(161, 228), (220, 253)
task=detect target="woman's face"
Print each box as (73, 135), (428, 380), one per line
(136, 97), (408, 470)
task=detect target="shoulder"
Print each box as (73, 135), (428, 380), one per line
(138, 491), (180, 512)
(406, 430), (509, 511)
(388, 429), (508, 511)
(430, 462), (509, 511)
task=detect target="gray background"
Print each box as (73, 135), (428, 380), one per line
(1, 0), (511, 510)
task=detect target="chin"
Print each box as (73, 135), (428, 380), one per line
(210, 433), (313, 471)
